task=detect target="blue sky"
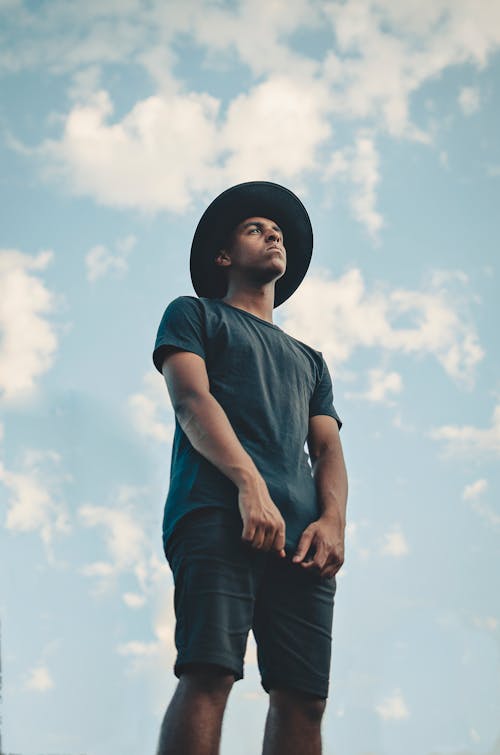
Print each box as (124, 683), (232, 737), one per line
(0, 1), (499, 754)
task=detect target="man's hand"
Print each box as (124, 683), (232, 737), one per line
(293, 515), (345, 578)
(238, 475), (286, 558)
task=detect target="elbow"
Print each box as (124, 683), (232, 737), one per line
(171, 389), (210, 424)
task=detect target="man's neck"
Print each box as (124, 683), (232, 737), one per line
(222, 284), (275, 323)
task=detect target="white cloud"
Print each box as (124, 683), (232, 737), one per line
(0, 449), (70, 556)
(392, 413), (415, 432)
(470, 500), (500, 528)
(325, 133), (383, 240)
(0, 249), (58, 401)
(128, 370), (174, 444)
(42, 72), (332, 213)
(472, 616), (498, 631)
(375, 688), (410, 720)
(221, 74), (332, 185)
(25, 664), (54, 692)
(458, 86), (480, 115)
(85, 234), (136, 281)
(42, 89), (221, 213)
(463, 478), (488, 500)
(78, 484), (169, 597)
(116, 597), (176, 688)
(281, 269), (483, 385)
(430, 404), (500, 457)
(6, 0), (497, 235)
(380, 527), (409, 556)
(123, 592), (147, 608)
(347, 368), (403, 404)
(191, 0), (320, 79)
(323, 0), (500, 136)
(79, 501), (147, 576)
(0, 0), (149, 74)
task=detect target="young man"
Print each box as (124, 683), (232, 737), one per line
(153, 181), (348, 755)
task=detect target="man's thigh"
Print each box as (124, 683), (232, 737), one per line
(166, 507), (264, 681)
(252, 557), (337, 699)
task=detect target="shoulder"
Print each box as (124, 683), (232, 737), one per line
(157, 295), (206, 324)
(163, 295), (203, 313)
(282, 330), (325, 371)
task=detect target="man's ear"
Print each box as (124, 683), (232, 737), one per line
(215, 249), (231, 268)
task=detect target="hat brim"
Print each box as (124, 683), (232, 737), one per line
(190, 181), (313, 308)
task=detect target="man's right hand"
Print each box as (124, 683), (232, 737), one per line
(238, 475), (286, 558)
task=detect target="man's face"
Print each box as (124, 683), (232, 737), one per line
(216, 216), (287, 285)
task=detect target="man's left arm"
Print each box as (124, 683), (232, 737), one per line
(293, 415), (348, 578)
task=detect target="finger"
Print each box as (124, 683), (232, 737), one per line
(300, 544), (327, 571)
(261, 525), (275, 552)
(293, 528), (315, 563)
(241, 520), (256, 544)
(252, 526), (266, 550)
(272, 522), (286, 556)
(320, 554), (343, 578)
(320, 566), (337, 579)
(312, 543), (329, 572)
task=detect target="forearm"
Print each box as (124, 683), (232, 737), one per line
(175, 391), (259, 488)
(312, 447), (348, 531)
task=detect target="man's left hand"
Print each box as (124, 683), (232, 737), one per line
(293, 517), (345, 578)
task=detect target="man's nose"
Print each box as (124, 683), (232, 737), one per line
(266, 229), (280, 243)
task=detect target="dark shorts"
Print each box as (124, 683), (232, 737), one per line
(165, 507), (337, 699)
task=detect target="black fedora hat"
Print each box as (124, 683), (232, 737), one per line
(190, 181), (313, 308)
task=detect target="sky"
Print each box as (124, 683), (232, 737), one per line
(0, 1), (499, 754)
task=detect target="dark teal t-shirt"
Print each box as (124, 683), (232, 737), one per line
(153, 296), (342, 552)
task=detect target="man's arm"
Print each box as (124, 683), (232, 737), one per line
(161, 349), (286, 556)
(293, 415), (348, 578)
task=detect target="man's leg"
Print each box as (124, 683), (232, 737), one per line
(156, 664), (234, 755)
(262, 689), (326, 755)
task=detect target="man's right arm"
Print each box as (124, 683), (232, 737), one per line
(161, 349), (286, 556)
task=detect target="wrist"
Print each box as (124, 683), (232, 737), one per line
(232, 462), (261, 490)
(319, 509), (346, 532)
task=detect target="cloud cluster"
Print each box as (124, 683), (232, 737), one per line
(128, 370), (174, 444)
(346, 368), (403, 405)
(44, 89), (221, 213)
(281, 268), (483, 387)
(24, 664), (55, 693)
(458, 86), (481, 115)
(430, 403), (500, 457)
(325, 133), (384, 240)
(42, 73), (332, 213)
(462, 478), (488, 500)
(375, 688), (410, 720)
(0, 249), (58, 401)
(5, 0), (497, 225)
(85, 234), (137, 281)
(116, 599), (175, 678)
(0, 449), (70, 557)
(380, 527), (410, 557)
(78, 484), (168, 600)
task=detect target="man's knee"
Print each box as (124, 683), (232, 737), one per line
(269, 689), (326, 725)
(178, 663), (235, 703)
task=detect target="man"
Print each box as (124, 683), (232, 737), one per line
(153, 181), (348, 755)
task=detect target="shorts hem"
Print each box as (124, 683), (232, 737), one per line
(174, 652), (244, 682)
(261, 674), (330, 700)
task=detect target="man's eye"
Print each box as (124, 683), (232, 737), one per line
(250, 227), (260, 233)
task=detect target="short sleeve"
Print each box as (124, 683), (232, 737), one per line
(309, 355), (342, 430)
(152, 296), (206, 373)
